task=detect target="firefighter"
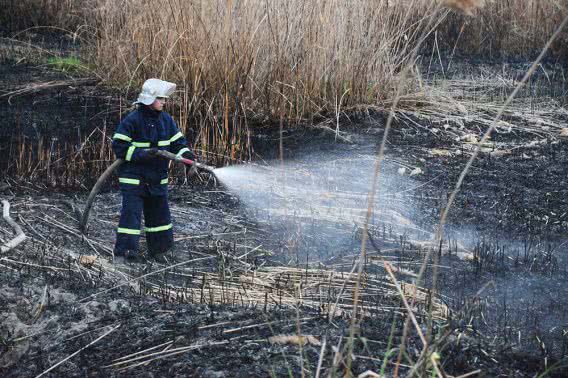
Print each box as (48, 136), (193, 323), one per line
(111, 78), (195, 263)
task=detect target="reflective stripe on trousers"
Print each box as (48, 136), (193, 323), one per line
(115, 192), (174, 255)
(119, 178), (167, 186)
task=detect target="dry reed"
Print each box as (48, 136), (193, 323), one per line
(443, 0), (484, 16)
(438, 0), (568, 58)
(6, 127), (114, 189)
(3, 0), (567, 175)
(86, 0), (431, 165)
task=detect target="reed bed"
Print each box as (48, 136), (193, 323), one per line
(87, 0), (431, 164)
(147, 266), (448, 321)
(439, 0), (568, 59)
(6, 127), (114, 189)
(3, 0), (568, 175)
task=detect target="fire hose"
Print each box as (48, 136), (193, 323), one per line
(79, 150), (216, 233)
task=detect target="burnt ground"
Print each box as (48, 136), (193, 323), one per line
(385, 118), (568, 375)
(2, 33), (568, 377)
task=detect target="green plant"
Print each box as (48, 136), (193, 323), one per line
(47, 56), (83, 72)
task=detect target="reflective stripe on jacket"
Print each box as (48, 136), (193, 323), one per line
(111, 106), (194, 195)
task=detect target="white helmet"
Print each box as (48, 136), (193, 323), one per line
(133, 78), (176, 105)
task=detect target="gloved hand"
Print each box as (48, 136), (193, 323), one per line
(188, 163), (199, 178)
(182, 150), (199, 177)
(181, 150), (196, 161)
(141, 148), (159, 161)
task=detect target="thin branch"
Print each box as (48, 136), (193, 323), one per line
(1, 200), (27, 253)
(35, 324), (121, 378)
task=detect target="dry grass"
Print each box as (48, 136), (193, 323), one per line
(6, 127), (114, 189)
(61, 0), (568, 165)
(87, 0), (433, 164)
(148, 266), (448, 321)
(443, 0), (485, 16)
(438, 0), (568, 58)
(3, 0), (567, 170)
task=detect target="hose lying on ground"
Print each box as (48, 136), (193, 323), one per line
(79, 159), (124, 233)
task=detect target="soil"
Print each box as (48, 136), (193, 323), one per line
(1, 32), (568, 377)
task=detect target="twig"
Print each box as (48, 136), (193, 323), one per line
(33, 285), (49, 322)
(34, 324), (120, 378)
(80, 256), (215, 301)
(1, 200), (27, 253)
(111, 340), (174, 362)
(315, 336), (327, 378)
(0, 257), (66, 271)
(36, 214), (111, 254)
(454, 370), (482, 378)
(223, 317), (316, 334)
(18, 214), (48, 243)
(108, 340), (230, 370)
(383, 261), (427, 347)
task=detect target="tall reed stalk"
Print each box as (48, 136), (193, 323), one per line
(439, 0), (568, 59)
(89, 0), (433, 164)
(5, 128), (114, 189)
(4, 0), (567, 173)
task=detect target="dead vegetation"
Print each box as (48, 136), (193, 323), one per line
(0, 188), (456, 376)
(1, 0), (568, 377)
(2, 0), (568, 167)
(2, 122), (568, 376)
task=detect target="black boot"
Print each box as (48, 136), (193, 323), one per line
(113, 249), (127, 265)
(149, 246), (174, 264)
(114, 250), (144, 264)
(113, 255), (126, 265)
(125, 250), (145, 263)
(151, 251), (169, 263)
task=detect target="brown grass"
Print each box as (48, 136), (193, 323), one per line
(86, 0), (431, 164)
(8, 127), (113, 189)
(443, 0), (484, 16)
(78, 0), (568, 166)
(3, 0), (568, 175)
(439, 0), (568, 58)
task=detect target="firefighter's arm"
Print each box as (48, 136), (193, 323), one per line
(167, 117), (196, 161)
(112, 118), (154, 162)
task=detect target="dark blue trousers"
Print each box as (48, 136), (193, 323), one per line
(114, 190), (173, 256)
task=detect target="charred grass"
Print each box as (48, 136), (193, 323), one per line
(1, 1), (568, 377)
(0, 188), (446, 377)
(1, 114), (568, 376)
(2, 1), (568, 170)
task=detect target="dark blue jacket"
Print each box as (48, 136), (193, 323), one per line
(112, 106), (194, 196)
